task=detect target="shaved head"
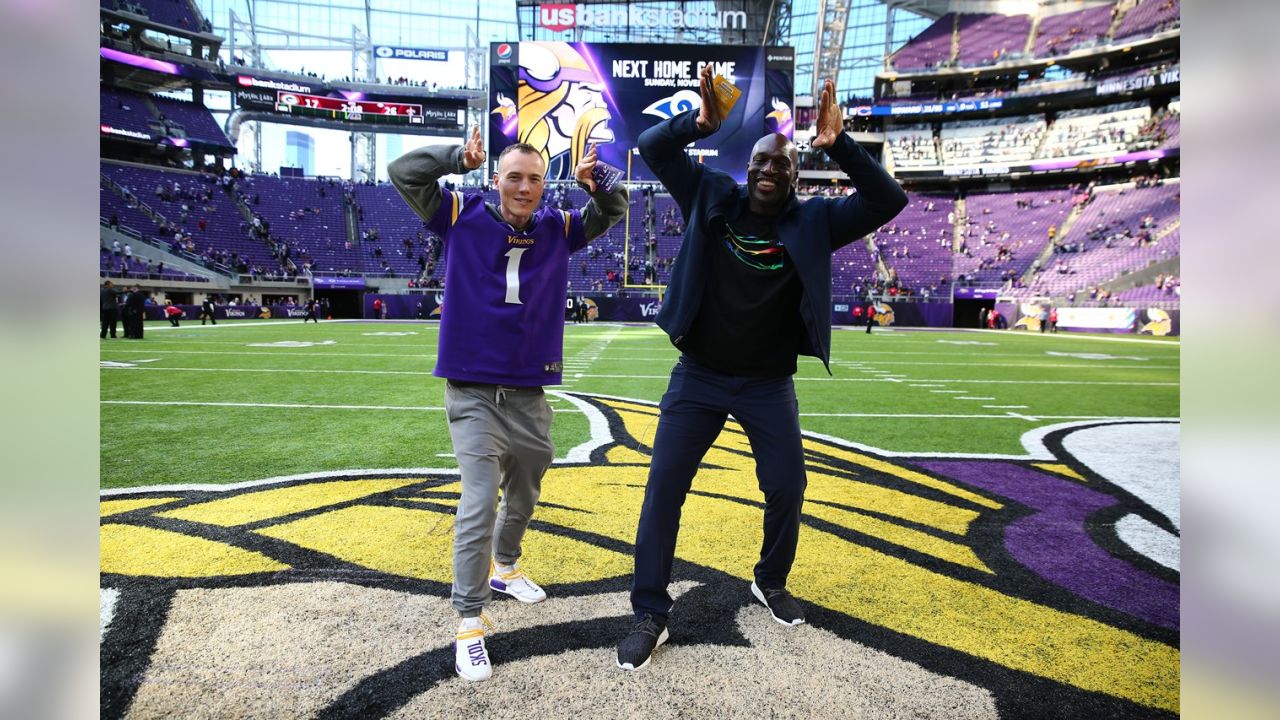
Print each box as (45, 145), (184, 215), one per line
(746, 133), (799, 215)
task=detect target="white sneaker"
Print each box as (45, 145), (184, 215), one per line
(489, 561), (547, 604)
(454, 614), (494, 682)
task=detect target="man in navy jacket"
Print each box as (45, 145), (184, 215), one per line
(617, 69), (907, 671)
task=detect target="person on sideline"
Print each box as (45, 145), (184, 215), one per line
(389, 126), (628, 681)
(616, 70), (906, 671)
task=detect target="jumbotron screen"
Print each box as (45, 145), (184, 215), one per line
(488, 42), (794, 183)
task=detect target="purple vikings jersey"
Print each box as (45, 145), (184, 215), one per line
(427, 190), (586, 386)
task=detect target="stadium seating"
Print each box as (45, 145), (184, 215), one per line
(1019, 182), (1180, 297)
(955, 13), (1032, 66)
(1113, 276), (1179, 303)
(103, 0), (203, 31)
(103, 162), (287, 273)
(100, 87), (230, 147)
(238, 174), (354, 276)
(1032, 3), (1115, 57)
(940, 115), (1046, 167)
(872, 194), (955, 296)
(956, 188), (1075, 285)
(888, 14), (955, 70)
(1037, 102), (1151, 158)
(149, 94), (233, 147)
(100, 248), (208, 282)
(352, 182), (437, 278)
(1113, 0), (1181, 40)
(885, 125), (940, 169)
(100, 87), (156, 135)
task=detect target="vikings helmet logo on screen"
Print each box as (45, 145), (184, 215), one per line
(515, 42), (615, 181)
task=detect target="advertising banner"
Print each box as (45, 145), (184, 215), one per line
(489, 42), (793, 183)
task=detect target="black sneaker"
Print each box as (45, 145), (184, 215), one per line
(616, 614), (669, 671)
(751, 581), (806, 626)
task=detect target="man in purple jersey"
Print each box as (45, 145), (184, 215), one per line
(616, 71), (907, 671)
(389, 126), (626, 682)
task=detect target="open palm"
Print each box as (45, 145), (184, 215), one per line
(462, 125), (486, 170)
(812, 78), (843, 149)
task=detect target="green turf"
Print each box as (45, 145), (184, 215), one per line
(100, 319), (1179, 488)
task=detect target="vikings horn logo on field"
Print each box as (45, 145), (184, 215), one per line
(100, 392), (1178, 719)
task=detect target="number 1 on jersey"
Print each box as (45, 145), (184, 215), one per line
(504, 248), (527, 304)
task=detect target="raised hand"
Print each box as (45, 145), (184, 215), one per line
(462, 125), (486, 170)
(811, 77), (843, 149)
(695, 63), (722, 133)
(575, 143), (599, 192)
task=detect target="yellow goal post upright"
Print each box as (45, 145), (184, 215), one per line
(622, 146), (668, 299)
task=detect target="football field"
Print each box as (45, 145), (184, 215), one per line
(100, 320), (1178, 488)
(99, 320), (1180, 719)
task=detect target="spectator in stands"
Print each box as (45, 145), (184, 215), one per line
(388, 123), (627, 682)
(617, 74), (906, 672)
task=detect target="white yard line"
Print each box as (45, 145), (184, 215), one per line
(99, 366), (1177, 386)
(970, 329), (1179, 346)
(798, 412), (1175, 420)
(99, 400), (1172, 423)
(102, 349), (436, 359)
(100, 400), (581, 413)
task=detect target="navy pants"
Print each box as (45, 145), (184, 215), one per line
(631, 356), (807, 622)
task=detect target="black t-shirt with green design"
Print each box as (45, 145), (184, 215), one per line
(680, 209), (804, 377)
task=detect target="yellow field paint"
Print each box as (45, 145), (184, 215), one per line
(256, 505), (455, 582)
(809, 443), (1003, 510)
(1032, 463), (1088, 482)
(157, 479), (420, 527)
(806, 471), (982, 536)
(539, 465), (1175, 711)
(606, 445), (651, 465)
(101, 524), (288, 577)
(256, 502), (633, 585)
(806, 460), (862, 477)
(397, 497), (459, 507)
(609, 404), (753, 472)
(612, 408), (662, 450)
(798, 502), (991, 573)
(788, 521), (1179, 712)
(599, 398), (661, 417)
(538, 465), (651, 543)
(100, 497), (179, 517)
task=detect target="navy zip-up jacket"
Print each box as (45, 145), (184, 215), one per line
(639, 110), (908, 372)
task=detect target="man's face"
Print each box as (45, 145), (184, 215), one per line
(493, 150), (546, 225)
(747, 134), (799, 213)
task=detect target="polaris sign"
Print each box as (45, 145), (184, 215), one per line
(374, 46), (448, 62)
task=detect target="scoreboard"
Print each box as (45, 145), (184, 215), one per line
(234, 75), (465, 130)
(275, 91), (424, 122)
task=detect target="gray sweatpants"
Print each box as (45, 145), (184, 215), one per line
(444, 380), (555, 617)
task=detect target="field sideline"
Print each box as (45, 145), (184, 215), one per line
(100, 319), (1179, 489)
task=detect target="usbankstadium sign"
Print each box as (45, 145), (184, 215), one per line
(537, 3), (747, 32)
